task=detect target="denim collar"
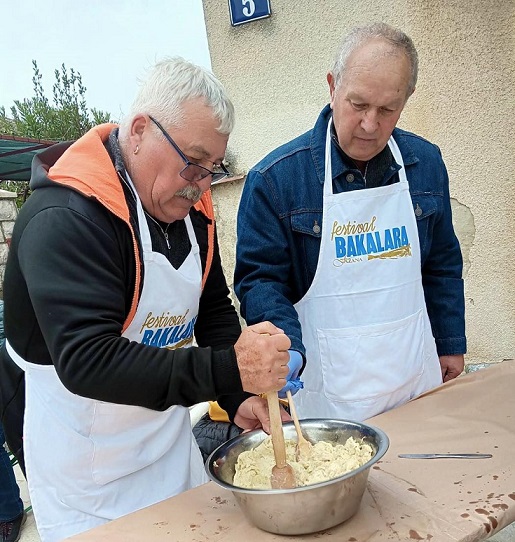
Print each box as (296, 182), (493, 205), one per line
(310, 104), (419, 185)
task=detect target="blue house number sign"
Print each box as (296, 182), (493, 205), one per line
(228, 0), (271, 26)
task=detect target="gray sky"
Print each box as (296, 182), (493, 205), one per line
(0, 0), (211, 122)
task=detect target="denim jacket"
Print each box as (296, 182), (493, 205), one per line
(235, 105), (466, 357)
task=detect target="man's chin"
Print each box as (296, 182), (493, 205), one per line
(158, 194), (201, 222)
(177, 196), (201, 211)
(154, 205), (190, 223)
(352, 139), (384, 160)
(172, 206), (193, 221)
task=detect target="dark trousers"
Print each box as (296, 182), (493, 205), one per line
(0, 343), (26, 475)
(0, 425), (23, 522)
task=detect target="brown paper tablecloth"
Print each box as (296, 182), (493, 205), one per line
(66, 360), (515, 541)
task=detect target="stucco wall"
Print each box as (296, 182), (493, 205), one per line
(204, 0), (515, 365)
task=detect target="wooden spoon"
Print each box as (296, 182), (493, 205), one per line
(286, 390), (313, 461)
(266, 391), (296, 489)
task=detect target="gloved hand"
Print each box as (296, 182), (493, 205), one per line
(278, 350), (304, 399)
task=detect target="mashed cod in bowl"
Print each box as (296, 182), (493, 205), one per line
(206, 418), (389, 535)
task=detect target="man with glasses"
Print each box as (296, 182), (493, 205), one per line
(149, 116), (230, 184)
(0, 57), (291, 542)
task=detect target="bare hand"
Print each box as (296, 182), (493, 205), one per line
(439, 354), (465, 382)
(234, 396), (291, 434)
(234, 322), (291, 395)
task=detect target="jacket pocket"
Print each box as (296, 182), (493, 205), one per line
(290, 211), (323, 278)
(317, 309), (425, 404)
(412, 194), (437, 256)
(290, 211), (323, 237)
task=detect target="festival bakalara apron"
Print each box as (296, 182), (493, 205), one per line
(294, 118), (442, 422)
(6, 176), (207, 542)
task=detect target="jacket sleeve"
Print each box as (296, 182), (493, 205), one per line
(195, 224), (241, 350)
(234, 169), (306, 356)
(194, 218), (255, 421)
(15, 202), (243, 410)
(194, 222), (244, 401)
(421, 150), (466, 356)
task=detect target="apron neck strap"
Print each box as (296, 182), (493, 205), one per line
(324, 117), (334, 196)
(386, 135), (407, 184)
(124, 172), (153, 252)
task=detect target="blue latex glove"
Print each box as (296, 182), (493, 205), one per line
(278, 350), (304, 399)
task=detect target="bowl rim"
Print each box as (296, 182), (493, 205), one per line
(205, 418), (390, 494)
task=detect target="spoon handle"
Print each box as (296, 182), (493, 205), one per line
(266, 391), (288, 467)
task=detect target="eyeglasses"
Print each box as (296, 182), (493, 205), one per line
(149, 116), (230, 184)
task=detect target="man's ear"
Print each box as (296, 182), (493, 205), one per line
(129, 115), (148, 148)
(327, 72), (336, 109)
(131, 114), (148, 137)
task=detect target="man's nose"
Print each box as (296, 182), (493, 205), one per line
(199, 174), (214, 191)
(360, 110), (379, 133)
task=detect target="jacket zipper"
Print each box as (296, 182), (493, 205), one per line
(145, 213), (171, 250)
(163, 229), (171, 250)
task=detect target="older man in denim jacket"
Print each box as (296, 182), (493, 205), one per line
(235, 23), (466, 422)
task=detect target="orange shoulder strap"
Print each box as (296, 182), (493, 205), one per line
(194, 190), (215, 290)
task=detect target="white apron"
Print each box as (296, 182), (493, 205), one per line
(294, 118), (442, 422)
(6, 178), (207, 542)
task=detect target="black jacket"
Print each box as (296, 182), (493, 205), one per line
(0, 125), (245, 463)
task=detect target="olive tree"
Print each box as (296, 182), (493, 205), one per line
(0, 61), (112, 205)
(0, 60), (111, 140)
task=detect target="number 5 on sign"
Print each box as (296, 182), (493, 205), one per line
(228, 0), (272, 26)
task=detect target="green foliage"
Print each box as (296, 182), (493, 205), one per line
(1, 180), (30, 208)
(0, 60), (112, 140)
(0, 107), (15, 134)
(0, 61), (113, 207)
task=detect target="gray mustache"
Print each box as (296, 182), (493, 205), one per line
(175, 184), (202, 203)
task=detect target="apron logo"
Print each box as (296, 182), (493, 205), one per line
(139, 310), (197, 349)
(331, 217), (411, 265)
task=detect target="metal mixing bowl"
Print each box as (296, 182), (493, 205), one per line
(206, 418), (389, 535)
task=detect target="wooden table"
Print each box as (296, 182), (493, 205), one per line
(66, 361), (515, 541)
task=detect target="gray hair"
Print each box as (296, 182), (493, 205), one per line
(331, 23), (418, 97)
(120, 57), (235, 136)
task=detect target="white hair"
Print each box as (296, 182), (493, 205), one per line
(120, 57), (235, 136)
(331, 22), (418, 97)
